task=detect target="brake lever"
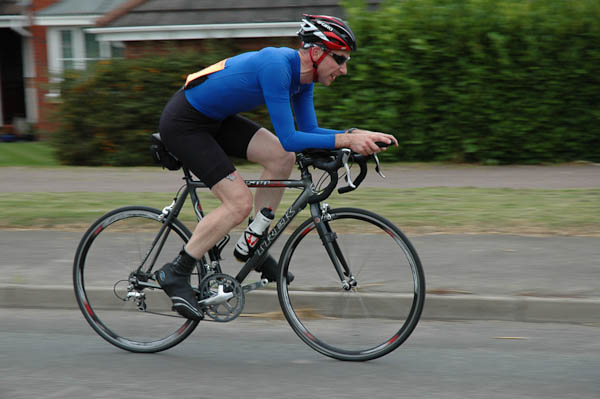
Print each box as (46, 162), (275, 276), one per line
(373, 153), (386, 179)
(341, 149), (356, 189)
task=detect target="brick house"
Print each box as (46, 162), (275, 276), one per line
(1, 0), (373, 135)
(0, 0), (129, 134)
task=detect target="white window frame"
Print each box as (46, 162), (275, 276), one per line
(46, 26), (122, 97)
(47, 26), (94, 73)
(22, 36), (38, 123)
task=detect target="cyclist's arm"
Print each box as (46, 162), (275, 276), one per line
(260, 63), (336, 152)
(292, 85), (344, 135)
(290, 84), (397, 154)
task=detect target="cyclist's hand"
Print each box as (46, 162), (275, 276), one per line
(337, 129), (398, 155)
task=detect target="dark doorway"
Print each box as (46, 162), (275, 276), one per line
(0, 28), (26, 125)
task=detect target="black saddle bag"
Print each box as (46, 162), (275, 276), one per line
(150, 133), (181, 171)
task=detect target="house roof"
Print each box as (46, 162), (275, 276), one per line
(0, 0), (24, 16)
(33, 0), (130, 27)
(0, 0), (26, 30)
(87, 0), (379, 42)
(101, 0), (348, 27)
(36, 0), (130, 16)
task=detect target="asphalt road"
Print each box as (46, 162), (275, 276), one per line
(1, 309), (598, 399)
(1, 164), (599, 398)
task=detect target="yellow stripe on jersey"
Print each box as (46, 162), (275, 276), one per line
(184, 59), (228, 88)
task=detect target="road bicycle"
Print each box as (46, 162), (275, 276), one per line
(73, 133), (425, 361)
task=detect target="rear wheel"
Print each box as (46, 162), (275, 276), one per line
(277, 208), (425, 361)
(73, 206), (201, 353)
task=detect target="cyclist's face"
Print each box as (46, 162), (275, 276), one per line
(317, 49), (350, 86)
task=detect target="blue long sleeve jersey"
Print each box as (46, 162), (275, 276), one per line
(184, 47), (342, 152)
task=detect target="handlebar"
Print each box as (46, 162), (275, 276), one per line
(298, 142), (389, 202)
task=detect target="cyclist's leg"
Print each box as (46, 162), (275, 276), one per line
(157, 91), (254, 318)
(245, 128), (295, 282)
(246, 127), (296, 213)
(159, 92), (254, 257)
(217, 116), (295, 282)
(216, 115), (295, 214)
(185, 173), (252, 259)
(154, 172), (252, 319)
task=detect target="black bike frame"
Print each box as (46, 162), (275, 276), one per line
(155, 164), (353, 286)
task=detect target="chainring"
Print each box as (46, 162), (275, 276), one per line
(198, 273), (244, 322)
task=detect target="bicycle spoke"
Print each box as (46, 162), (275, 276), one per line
(73, 207), (199, 353)
(278, 208), (425, 361)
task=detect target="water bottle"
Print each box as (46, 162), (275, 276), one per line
(233, 207), (274, 262)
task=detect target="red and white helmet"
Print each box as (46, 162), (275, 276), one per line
(298, 14), (357, 52)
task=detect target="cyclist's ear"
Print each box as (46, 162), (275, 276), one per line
(310, 46), (322, 59)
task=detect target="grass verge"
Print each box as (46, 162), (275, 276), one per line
(2, 188), (598, 236)
(0, 142), (58, 167)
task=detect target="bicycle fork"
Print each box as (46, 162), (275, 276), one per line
(310, 203), (357, 291)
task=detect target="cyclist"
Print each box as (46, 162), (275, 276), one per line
(155, 14), (398, 320)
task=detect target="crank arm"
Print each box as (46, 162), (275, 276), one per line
(242, 279), (269, 293)
(132, 280), (161, 289)
(198, 284), (234, 306)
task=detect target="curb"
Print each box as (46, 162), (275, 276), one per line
(2, 285), (599, 324)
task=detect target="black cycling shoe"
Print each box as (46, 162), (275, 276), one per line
(155, 252), (203, 321)
(256, 254), (295, 284)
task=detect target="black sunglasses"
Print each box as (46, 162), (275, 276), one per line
(326, 51), (350, 65)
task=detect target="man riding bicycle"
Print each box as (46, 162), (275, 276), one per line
(156, 14), (398, 320)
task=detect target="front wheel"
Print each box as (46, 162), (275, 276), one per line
(73, 206), (200, 353)
(277, 208), (425, 361)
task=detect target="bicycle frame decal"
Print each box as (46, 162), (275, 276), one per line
(193, 200), (203, 221)
(245, 180), (287, 187)
(255, 207), (297, 258)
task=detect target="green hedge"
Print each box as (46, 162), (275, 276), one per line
(52, 44), (229, 166)
(320, 0), (600, 163)
(53, 0), (600, 165)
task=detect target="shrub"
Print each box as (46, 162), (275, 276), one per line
(52, 0), (600, 165)
(52, 44), (235, 165)
(315, 0), (600, 163)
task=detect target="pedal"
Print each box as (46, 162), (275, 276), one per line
(242, 279), (269, 293)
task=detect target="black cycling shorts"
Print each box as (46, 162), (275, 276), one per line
(158, 89), (262, 188)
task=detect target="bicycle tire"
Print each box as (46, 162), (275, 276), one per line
(277, 207), (425, 361)
(73, 206), (200, 353)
